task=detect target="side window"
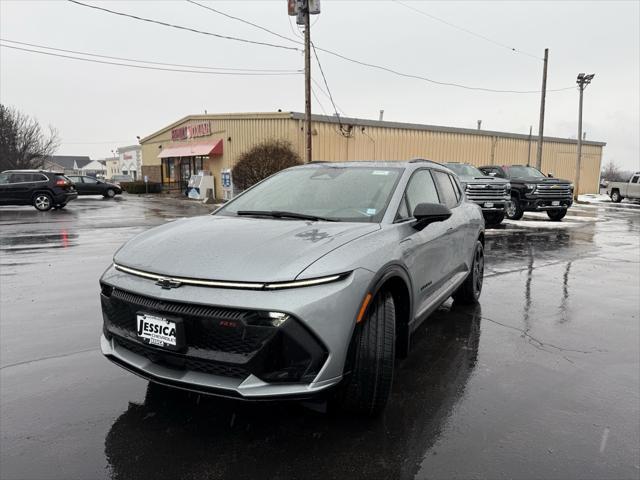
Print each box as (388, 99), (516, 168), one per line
(0, 173), (10, 185)
(448, 174), (462, 202)
(10, 173), (30, 183)
(34, 174), (48, 182)
(83, 177), (98, 184)
(631, 176), (639, 184)
(404, 170), (440, 216)
(433, 171), (459, 208)
(67, 176), (81, 183)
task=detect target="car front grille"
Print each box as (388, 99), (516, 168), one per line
(101, 287), (328, 383)
(534, 184), (572, 198)
(465, 183), (507, 201)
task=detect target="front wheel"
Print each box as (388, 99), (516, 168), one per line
(33, 193), (53, 211)
(104, 188), (116, 198)
(611, 190), (622, 203)
(340, 291), (396, 417)
(453, 241), (484, 304)
(505, 197), (524, 220)
(547, 209), (567, 221)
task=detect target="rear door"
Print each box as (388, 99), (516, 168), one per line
(432, 170), (469, 277)
(9, 173), (40, 203)
(66, 175), (84, 194)
(629, 174), (640, 198)
(81, 176), (102, 194)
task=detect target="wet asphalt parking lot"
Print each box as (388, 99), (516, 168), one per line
(1, 195), (639, 480)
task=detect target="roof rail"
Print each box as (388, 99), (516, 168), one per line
(408, 158), (435, 164)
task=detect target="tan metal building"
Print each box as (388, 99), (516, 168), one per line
(139, 111), (605, 198)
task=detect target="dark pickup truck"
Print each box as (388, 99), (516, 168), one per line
(479, 165), (574, 221)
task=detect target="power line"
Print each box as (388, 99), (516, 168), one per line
(310, 87), (328, 116)
(186, 0), (301, 46)
(311, 78), (345, 114)
(311, 42), (351, 137)
(1, 38), (301, 73)
(391, 0), (542, 60)
(186, 2), (573, 94)
(67, 0), (301, 52)
(70, 0), (574, 94)
(0, 44), (303, 76)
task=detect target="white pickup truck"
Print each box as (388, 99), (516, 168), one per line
(607, 172), (640, 202)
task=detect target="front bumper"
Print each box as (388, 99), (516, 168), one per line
(521, 196), (573, 210)
(100, 265), (374, 399)
(468, 197), (511, 212)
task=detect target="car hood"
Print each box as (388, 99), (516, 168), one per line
(113, 215), (380, 282)
(458, 175), (509, 184)
(510, 176), (571, 184)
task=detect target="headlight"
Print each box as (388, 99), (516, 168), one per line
(525, 183), (536, 191)
(569, 183), (575, 190)
(505, 183), (511, 193)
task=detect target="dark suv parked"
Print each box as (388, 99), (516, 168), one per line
(66, 175), (122, 198)
(0, 170), (78, 211)
(479, 165), (574, 221)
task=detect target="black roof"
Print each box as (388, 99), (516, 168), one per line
(43, 155), (92, 169)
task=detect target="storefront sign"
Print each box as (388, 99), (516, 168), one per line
(171, 122), (211, 141)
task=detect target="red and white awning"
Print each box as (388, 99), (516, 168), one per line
(158, 140), (223, 158)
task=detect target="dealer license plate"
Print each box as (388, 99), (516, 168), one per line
(552, 200), (560, 206)
(137, 314), (177, 348)
(484, 202), (494, 208)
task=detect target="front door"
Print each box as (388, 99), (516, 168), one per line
(180, 158), (192, 192)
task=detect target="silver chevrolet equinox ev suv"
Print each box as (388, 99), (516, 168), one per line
(100, 160), (485, 416)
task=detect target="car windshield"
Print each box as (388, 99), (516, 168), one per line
(507, 166), (546, 178)
(445, 163), (484, 177)
(217, 166), (403, 223)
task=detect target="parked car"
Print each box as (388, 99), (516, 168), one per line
(66, 175), (122, 198)
(109, 174), (134, 184)
(0, 170), (78, 211)
(606, 172), (640, 202)
(443, 162), (511, 226)
(100, 160), (485, 416)
(479, 165), (574, 221)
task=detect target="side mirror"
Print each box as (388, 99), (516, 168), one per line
(547, 172), (554, 178)
(412, 203), (452, 230)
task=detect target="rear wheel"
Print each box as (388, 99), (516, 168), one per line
(453, 241), (484, 304)
(340, 291), (396, 416)
(611, 190), (622, 203)
(104, 188), (116, 198)
(505, 197), (524, 220)
(33, 193), (53, 211)
(547, 209), (567, 221)
(484, 212), (505, 227)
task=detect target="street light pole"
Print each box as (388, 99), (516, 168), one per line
(303, 4), (312, 163)
(535, 48), (549, 170)
(575, 73), (595, 200)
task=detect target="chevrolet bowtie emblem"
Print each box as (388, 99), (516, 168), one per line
(156, 277), (182, 289)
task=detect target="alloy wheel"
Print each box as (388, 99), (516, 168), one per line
(35, 195), (51, 211)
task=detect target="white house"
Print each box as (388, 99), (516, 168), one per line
(116, 145), (142, 180)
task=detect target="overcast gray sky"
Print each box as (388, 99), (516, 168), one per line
(1, 0), (638, 170)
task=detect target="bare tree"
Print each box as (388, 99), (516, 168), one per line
(232, 139), (302, 191)
(0, 104), (60, 171)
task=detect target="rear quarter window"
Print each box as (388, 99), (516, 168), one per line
(433, 171), (459, 208)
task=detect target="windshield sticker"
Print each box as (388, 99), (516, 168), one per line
(372, 170), (390, 176)
(366, 208), (377, 215)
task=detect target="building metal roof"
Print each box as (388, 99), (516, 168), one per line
(43, 155), (92, 169)
(140, 111), (606, 147)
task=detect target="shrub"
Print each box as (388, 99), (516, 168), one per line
(120, 181), (162, 194)
(232, 139), (302, 191)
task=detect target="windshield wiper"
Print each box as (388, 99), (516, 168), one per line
(236, 210), (338, 222)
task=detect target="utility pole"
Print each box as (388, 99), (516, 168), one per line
(575, 73), (595, 199)
(527, 125), (533, 166)
(535, 48), (549, 171)
(303, 4), (312, 163)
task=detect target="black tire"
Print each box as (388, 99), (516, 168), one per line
(484, 212), (505, 227)
(611, 190), (622, 203)
(33, 193), (53, 211)
(453, 241), (484, 304)
(104, 188), (116, 198)
(340, 291), (396, 416)
(547, 209), (567, 221)
(505, 197), (524, 220)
